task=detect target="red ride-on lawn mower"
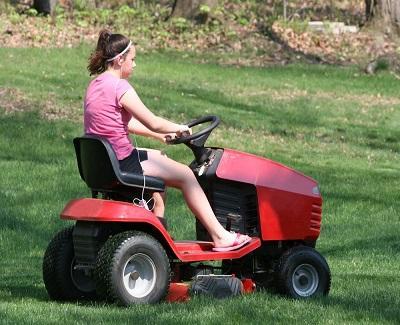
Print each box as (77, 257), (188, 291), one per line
(43, 115), (331, 305)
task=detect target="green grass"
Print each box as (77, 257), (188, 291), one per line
(0, 47), (399, 324)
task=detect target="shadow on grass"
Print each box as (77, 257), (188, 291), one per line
(139, 77), (322, 131)
(312, 274), (400, 323)
(0, 195), (67, 247)
(320, 234), (399, 258)
(305, 163), (400, 206)
(327, 189), (398, 208)
(0, 283), (48, 302)
(0, 111), (77, 164)
(178, 84), (322, 128)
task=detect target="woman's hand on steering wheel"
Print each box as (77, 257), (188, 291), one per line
(176, 125), (192, 138)
(164, 125), (192, 144)
(166, 116), (220, 145)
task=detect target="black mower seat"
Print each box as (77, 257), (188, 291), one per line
(73, 135), (165, 193)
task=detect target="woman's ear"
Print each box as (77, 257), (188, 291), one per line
(112, 55), (122, 67)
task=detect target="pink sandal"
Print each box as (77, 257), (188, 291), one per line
(212, 233), (252, 252)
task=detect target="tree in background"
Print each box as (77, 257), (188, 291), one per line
(365, 0), (400, 35)
(33, 0), (75, 14)
(33, 0), (57, 14)
(170, 0), (218, 24)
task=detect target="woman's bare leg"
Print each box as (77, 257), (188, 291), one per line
(139, 149), (166, 219)
(140, 150), (250, 247)
(152, 191), (166, 218)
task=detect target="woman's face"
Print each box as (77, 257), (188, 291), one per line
(121, 46), (136, 79)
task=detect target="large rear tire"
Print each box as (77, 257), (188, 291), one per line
(42, 226), (97, 301)
(275, 246), (331, 298)
(95, 231), (170, 305)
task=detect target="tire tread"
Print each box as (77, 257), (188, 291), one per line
(275, 245), (331, 298)
(95, 231), (170, 305)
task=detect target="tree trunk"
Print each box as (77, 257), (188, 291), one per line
(171, 0), (218, 24)
(365, 0), (400, 35)
(33, 0), (58, 14)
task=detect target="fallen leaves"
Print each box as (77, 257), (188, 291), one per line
(0, 15), (98, 48)
(0, 1), (399, 69)
(272, 20), (399, 65)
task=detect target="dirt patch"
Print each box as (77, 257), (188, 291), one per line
(241, 88), (309, 101)
(316, 91), (400, 108)
(233, 85), (400, 109)
(0, 87), (33, 114)
(0, 87), (82, 121)
(40, 96), (82, 121)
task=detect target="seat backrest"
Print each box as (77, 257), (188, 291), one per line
(73, 135), (121, 191)
(73, 135), (165, 194)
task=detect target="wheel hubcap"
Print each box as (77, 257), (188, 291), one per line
(122, 253), (156, 298)
(292, 263), (319, 297)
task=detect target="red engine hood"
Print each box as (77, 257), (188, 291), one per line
(216, 149), (319, 196)
(216, 149), (322, 241)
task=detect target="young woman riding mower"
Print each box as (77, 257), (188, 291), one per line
(84, 30), (251, 251)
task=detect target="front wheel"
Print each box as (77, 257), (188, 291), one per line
(275, 246), (331, 298)
(95, 231), (170, 305)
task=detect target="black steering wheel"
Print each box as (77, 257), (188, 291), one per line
(168, 115), (220, 145)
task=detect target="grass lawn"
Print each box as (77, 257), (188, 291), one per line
(0, 47), (399, 324)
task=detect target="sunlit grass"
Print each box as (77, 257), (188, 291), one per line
(0, 47), (399, 324)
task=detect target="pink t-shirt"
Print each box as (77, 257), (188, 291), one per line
(84, 73), (134, 160)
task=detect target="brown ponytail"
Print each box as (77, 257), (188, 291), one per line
(87, 29), (131, 76)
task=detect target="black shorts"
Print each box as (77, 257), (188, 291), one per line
(119, 149), (148, 174)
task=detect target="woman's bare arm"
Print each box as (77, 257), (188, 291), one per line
(120, 88), (188, 134)
(128, 118), (174, 143)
